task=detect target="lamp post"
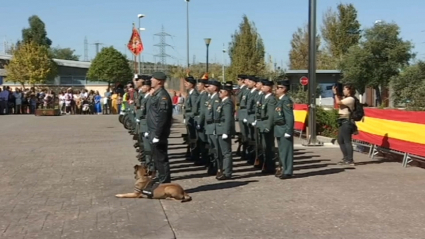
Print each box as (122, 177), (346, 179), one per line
(304, 0), (322, 146)
(204, 38), (211, 73)
(222, 44), (226, 82)
(137, 14), (145, 74)
(185, 0), (190, 70)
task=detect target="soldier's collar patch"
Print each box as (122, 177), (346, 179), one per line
(162, 97), (167, 100)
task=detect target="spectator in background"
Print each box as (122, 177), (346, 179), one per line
(176, 93), (184, 114)
(94, 91), (102, 114)
(117, 93), (123, 114)
(103, 88), (111, 114)
(30, 94), (37, 114)
(13, 88), (22, 114)
(172, 91), (178, 114)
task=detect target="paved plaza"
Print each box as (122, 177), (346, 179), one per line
(1, 115), (425, 239)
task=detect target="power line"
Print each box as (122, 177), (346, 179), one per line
(154, 25), (172, 73)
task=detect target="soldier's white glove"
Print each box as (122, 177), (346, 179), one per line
(119, 111), (125, 115)
(251, 120), (257, 126)
(243, 119), (247, 123)
(284, 133), (291, 138)
(144, 132), (149, 138)
(152, 137), (159, 143)
(136, 119), (140, 123)
(183, 119), (186, 124)
(222, 134), (228, 139)
(196, 125), (201, 130)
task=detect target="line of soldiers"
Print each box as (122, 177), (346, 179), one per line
(183, 74), (296, 180)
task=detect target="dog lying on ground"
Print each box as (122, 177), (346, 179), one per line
(115, 165), (192, 203)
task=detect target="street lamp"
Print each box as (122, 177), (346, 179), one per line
(222, 44), (226, 82)
(204, 38), (211, 73)
(137, 14), (145, 74)
(185, 0), (190, 69)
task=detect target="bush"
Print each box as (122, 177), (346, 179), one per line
(316, 107), (339, 138)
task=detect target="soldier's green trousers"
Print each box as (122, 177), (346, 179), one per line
(138, 133), (153, 171)
(276, 136), (294, 175)
(261, 131), (275, 171)
(218, 135), (232, 177)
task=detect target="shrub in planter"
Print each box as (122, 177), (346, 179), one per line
(316, 107), (339, 138)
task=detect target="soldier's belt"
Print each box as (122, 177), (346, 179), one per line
(140, 116), (146, 119)
(239, 106), (246, 109)
(261, 117), (269, 120)
(206, 120), (213, 124)
(275, 121), (286, 125)
(194, 113), (200, 116)
(236, 103), (240, 106)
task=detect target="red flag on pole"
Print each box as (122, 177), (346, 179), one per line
(127, 24), (144, 56)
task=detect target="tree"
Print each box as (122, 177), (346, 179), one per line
(226, 15), (266, 81)
(321, 3), (361, 64)
(21, 15), (52, 48)
(87, 46), (133, 87)
(288, 24), (331, 70)
(390, 61), (425, 110)
(340, 22), (414, 103)
(50, 46), (80, 61)
(5, 41), (57, 88)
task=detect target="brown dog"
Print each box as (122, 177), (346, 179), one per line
(115, 165), (192, 203)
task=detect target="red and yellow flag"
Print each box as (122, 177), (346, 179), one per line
(127, 24), (144, 56)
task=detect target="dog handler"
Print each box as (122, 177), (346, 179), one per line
(145, 72), (173, 187)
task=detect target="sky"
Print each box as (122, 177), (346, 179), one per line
(1, 0), (425, 69)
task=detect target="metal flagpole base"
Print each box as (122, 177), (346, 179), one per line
(302, 135), (324, 147)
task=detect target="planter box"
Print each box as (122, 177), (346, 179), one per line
(35, 109), (61, 116)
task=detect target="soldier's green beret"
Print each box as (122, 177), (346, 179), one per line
(152, 72), (167, 81)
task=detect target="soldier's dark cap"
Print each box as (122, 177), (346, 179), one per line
(197, 78), (208, 84)
(262, 80), (274, 86)
(152, 72), (167, 81)
(223, 81), (233, 91)
(143, 79), (151, 86)
(185, 76), (197, 85)
(247, 75), (258, 82)
(141, 75), (151, 80)
(134, 74), (143, 81)
(207, 80), (221, 87)
(237, 74), (247, 79)
(277, 80), (290, 89)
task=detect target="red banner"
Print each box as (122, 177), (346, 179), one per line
(127, 25), (144, 56)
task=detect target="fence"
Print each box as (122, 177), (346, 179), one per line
(353, 108), (425, 167)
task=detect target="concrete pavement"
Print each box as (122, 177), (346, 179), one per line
(1, 114), (425, 239)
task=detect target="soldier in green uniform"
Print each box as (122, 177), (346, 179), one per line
(215, 82), (235, 180)
(236, 75), (249, 160)
(204, 80), (221, 175)
(137, 77), (153, 171)
(253, 79), (265, 168)
(133, 75), (145, 161)
(183, 76), (200, 162)
(259, 80), (277, 174)
(273, 81), (295, 179)
(244, 76), (259, 165)
(146, 72), (173, 184)
(194, 78), (210, 166)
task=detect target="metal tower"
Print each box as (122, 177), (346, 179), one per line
(154, 26), (172, 72)
(91, 41), (104, 58)
(84, 36), (89, 61)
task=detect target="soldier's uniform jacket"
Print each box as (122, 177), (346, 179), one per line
(147, 87), (173, 140)
(215, 97), (234, 136)
(183, 89), (199, 121)
(259, 93), (277, 133)
(237, 86), (249, 121)
(138, 92), (151, 133)
(196, 91), (209, 128)
(135, 91), (144, 118)
(204, 92), (221, 135)
(273, 94), (295, 137)
(134, 90), (141, 108)
(255, 91), (264, 129)
(246, 88), (258, 124)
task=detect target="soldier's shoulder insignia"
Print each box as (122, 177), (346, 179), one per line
(276, 107), (281, 111)
(242, 95), (246, 100)
(215, 100), (219, 103)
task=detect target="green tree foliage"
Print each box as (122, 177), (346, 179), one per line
(288, 24), (332, 70)
(390, 61), (425, 110)
(5, 41), (57, 88)
(21, 15), (52, 48)
(226, 15), (266, 81)
(340, 21), (414, 100)
(50, 46), (80, 61)
(87, 46), (133, 86)
(321, 3), (361, 64)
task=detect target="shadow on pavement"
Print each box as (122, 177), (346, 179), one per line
(185, 180), (258, 194)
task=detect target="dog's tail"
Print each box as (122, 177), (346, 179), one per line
(181, 193), (192, 203)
